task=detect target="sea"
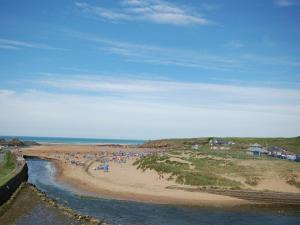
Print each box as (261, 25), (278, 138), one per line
(0, 136), (145, 145)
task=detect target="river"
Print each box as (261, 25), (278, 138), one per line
(26, 158), (300, 225)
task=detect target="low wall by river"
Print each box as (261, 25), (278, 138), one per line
(0, 161), (28, 206)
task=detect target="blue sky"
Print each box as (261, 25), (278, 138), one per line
(0, 0), (299, 139)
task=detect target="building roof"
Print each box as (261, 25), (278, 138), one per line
(210, 138), (231, 145)
(249, 143), (262, 148)
(248, 147), (268, 153)
(267, 146), (283, 152)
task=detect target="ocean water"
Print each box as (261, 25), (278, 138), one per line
(0, 136), (144, 145)
(26, 158), (300, 225)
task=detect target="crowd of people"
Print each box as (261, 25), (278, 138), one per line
(93, 150), (153, 172)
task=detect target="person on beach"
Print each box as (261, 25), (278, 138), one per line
(158, 172), (163, 180)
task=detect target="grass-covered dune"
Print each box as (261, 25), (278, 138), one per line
(136, 137), (300, 191)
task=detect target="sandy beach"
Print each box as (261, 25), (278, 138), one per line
(22, 144), (250, 207)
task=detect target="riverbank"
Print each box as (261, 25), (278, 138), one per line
(0, 183), (104, 225)
(0, 151), (28, 206)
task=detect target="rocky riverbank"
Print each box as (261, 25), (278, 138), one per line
(0, 183), (107, 225)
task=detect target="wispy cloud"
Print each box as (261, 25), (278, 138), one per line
(37, 74), (300, 111)
(0, 89), (16, 96)
(75, 2), (131, 21)
(1, 75), (299, 138)
(75, 0), (212, 26)
(68, 31), (300, 72)
(0, 38), (65, 51)
(274, 0), (299, 7)
(0, 44), (19, 50)
(69, 32), (242, 71)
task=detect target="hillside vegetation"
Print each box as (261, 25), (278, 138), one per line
(141, 137), (300, 154)
(136, 137), (300, 190)
(0, 151), (16, 185)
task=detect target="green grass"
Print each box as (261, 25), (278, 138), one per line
(0, 151), (16, 186)
(245, 177), (260, 186)
(134, 154), (244, 188)
(175, 171), (241, 188)
(186, 145), (257, 160)
(143, 137), (300, 154)
(223, 137), (300, 154)
(141, 138), (210, 149)
(133, 155), (188, 174)
(287, 178), (300, 189)
(136, 137), (300, 190)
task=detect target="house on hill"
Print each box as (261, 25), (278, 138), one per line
(209, 138), (234, 150)
(248, 147), (268, 156)
(266, 145), (297, 161)
(286, 154), (296, 161)
(249, 143), (262, 148)
(248, 143), (268, 156)
(267, 145), (284, 157)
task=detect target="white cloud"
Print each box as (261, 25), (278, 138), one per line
(0, 44), (19, 50)
(38, 75), (299, 97)
(40, 76), (160, 93)
(75, 2), (131, 20)
(2, 74), (300, 138)
(0, 38), (65, 51)
(0, 89), (16, 96)
(34, 75), (300, 116)
(274, 0), (298, 7)
(76, 0), (211, 26)
(0, 83), (299, 139)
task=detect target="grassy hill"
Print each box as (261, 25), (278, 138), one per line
(141, 137), (209, 149)
(141, 137), (300, 154)
(136, 137), (300, 190)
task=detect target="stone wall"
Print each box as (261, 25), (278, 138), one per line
(0, 162), (28, 206)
